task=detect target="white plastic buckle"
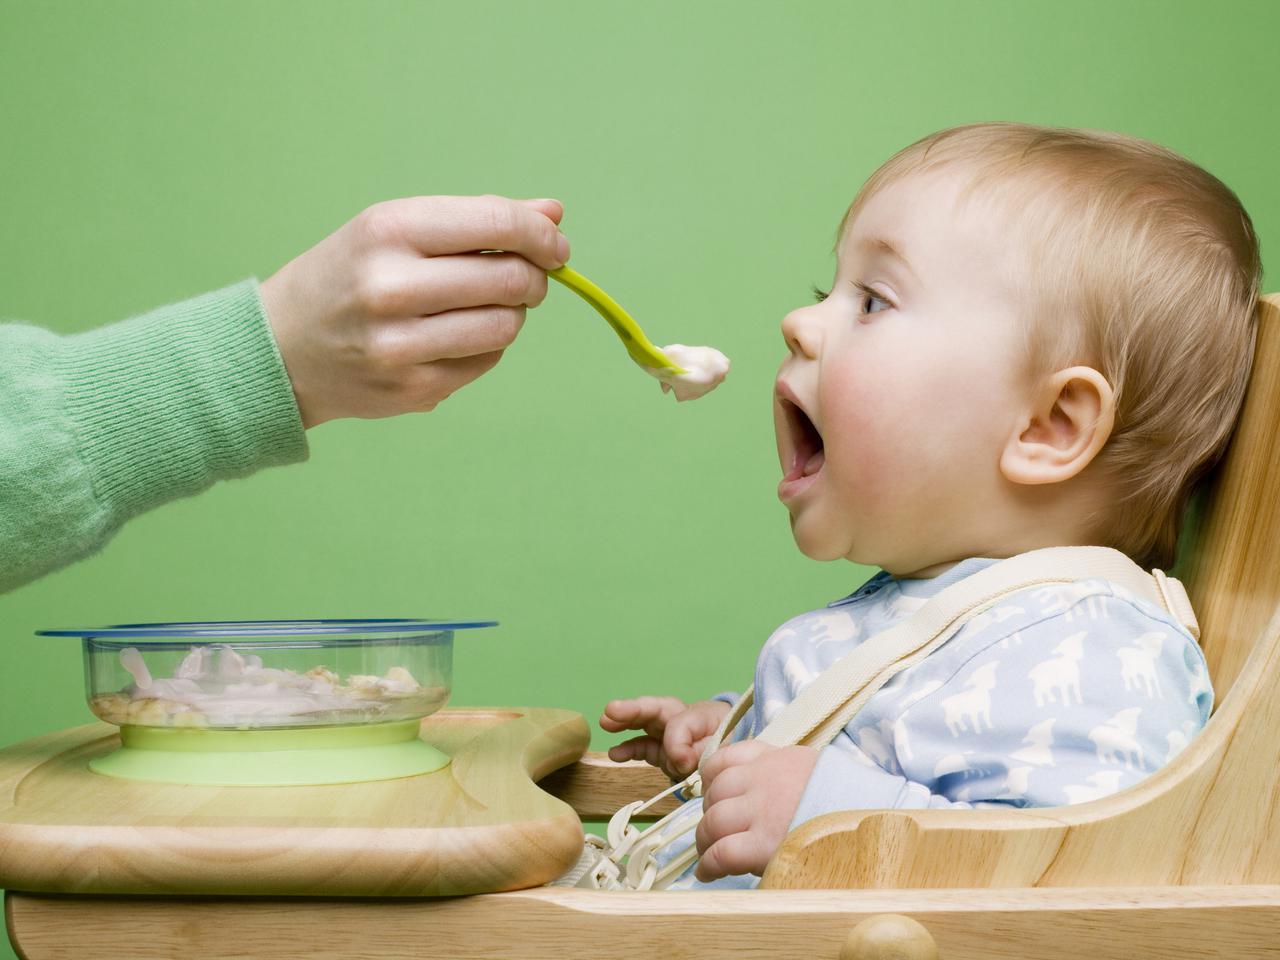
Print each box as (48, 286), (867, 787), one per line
(569, 772), (703, 891)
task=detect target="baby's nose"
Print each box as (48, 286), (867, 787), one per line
(781, 306), (820, 359)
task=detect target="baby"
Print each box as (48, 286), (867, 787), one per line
(600, 122), (1261, 889)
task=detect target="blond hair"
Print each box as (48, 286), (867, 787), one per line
(843, 122), (1262, 570)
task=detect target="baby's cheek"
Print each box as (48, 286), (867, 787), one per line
(903, 360), (1012, 498)
(822, 379), (899, 501)
(829, 355), (971, 499)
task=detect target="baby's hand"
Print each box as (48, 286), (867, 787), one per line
(600, 696), (732, 781)
(260, 195), (569, 428)
(693, 740), (820, 882)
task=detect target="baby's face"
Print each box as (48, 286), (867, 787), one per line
(773, 167), (1031, 577)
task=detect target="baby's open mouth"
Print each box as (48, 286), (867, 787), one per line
(779, 397), (825, 482)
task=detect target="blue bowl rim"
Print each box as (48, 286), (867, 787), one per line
(37, 618), (498, 639)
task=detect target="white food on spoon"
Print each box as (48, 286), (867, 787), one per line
(645, 344), (730, 402)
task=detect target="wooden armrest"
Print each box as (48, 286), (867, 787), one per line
(537, 751), (681, 819)
(762, 806), (1070, 889)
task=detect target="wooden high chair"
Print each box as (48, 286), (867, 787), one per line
(6, 294), (1279, 959)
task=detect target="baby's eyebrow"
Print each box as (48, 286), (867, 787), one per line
(851, 235), (921, 286)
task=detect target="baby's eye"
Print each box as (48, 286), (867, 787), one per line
(811, 284), (829, 303)
(854, 281), (892, 316)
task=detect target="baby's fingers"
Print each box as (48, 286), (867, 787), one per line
(695, 832), (761, 883)
(663, 717), (714, 776)
(599, 696), (686, 735)
(687, 732), (721, 767)
(607, 734), (663, 767)
(700, 740), (773, 794)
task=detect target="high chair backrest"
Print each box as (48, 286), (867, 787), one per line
(1175, 293), (1280, 702)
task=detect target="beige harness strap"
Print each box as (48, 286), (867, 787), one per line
(749, 545), (1194, 753)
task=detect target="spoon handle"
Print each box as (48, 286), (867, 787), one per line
(548, 265), (684, 372)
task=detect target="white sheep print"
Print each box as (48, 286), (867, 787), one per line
(658, 556), (1213, 890)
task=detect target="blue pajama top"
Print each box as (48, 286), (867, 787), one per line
(657, 556), (1212, 890)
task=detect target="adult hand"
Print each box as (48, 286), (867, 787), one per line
(260, 194), (569, 428)
(600, 697), (733, 781)
(694, 740), (820, 882)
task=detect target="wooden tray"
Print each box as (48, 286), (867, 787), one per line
(0, 707), (589, 897)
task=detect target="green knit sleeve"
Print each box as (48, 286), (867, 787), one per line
(0, 279), (309, 592)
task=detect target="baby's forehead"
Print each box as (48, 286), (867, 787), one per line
(839, 167), (1029, 281)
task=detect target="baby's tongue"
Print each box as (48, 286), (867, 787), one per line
(802, 449), (825, 477)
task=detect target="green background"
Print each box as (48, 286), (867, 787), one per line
(0, 0), (1276, 953)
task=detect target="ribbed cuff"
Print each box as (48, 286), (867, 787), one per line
(54, 279), (308, 520)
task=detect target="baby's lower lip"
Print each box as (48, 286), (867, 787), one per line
(778, 454), (823, 501)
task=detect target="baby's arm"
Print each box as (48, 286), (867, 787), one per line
(789, 590), (1212, 827)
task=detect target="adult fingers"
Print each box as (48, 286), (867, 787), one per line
(518, 198), (563, 225)
(362, 195), (569, 270)
(399, 350), (506, 412)
(372, 307), (526, 365)
(358, 253), (549, 318)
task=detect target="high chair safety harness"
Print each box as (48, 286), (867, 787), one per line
(556, 545), (1201, 890)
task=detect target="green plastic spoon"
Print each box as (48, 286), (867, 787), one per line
(548, 265), (687, 374)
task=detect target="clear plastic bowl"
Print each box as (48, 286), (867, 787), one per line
(36, 620), (497, 787)
(39, 619), (494, 731)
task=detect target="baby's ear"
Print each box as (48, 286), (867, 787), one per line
(999, 366), (1116, 486)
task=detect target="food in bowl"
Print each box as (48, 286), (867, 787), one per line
(88, 642), (449, 728)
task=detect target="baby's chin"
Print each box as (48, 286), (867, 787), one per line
(787, 513), (852, 562)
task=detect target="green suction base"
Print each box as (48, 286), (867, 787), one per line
(89, 717), (450, 786)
